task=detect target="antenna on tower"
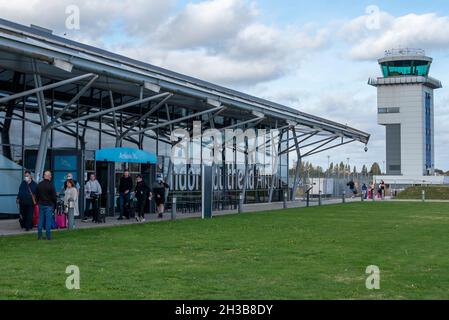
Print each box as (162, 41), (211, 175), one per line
(384, 48), (425, 57)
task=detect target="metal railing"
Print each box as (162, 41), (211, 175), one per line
(384, 48), (425, 57)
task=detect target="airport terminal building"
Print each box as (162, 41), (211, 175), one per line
(0, 18), (370, 216)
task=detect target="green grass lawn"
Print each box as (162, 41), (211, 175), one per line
(1, 202), (449, 300)
(395, 185), (449, 200)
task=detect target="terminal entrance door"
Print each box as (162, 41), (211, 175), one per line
(98, 163), (156, 216)
(94, 148), (158, 217)
(95, 161), (113, 215)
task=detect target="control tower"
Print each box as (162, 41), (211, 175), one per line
(369, 48), (443, 183)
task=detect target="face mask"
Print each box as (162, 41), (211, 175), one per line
(24, 176), (30, 182)
(67, 176), (72, 180)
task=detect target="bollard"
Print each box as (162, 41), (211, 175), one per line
(238, 193), (243, 213)
(171, 197), (177, 220)
(306, 192), (310, 207)
(361, 191), (364, 202)
(67, 198), (75, 230)
(422, 190), (425, 202)
(342, 191), (346, 203)
(318, 191), (322, 206)
(283, 191), (287, 209)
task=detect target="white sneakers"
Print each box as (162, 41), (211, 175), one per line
(135, 216), (146, 223)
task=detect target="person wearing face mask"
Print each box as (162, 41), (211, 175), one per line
(60, 173), (80, 194)
(16, 170), (38, 231)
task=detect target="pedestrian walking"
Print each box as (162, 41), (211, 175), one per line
(381, 180), (385, 199)
(83, 173), (102, 222)
(346, 180), (357, 198)
(118, 169), (133, 220)
(153, 177), (169, 218)
(134, 174), (151, 222)
(36, 170), (57, 240)
(362, 183), (368, 199)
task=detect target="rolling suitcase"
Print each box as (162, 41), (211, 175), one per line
(33, 205), (39, 227)
(125, 200), (135, 219)
(56, 213), (67, 228)
(55, 200), (67, 229)
(97, 207), (106, 223)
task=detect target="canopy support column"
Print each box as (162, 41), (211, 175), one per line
(32, 60), (49, 182)
(291, 129), (302, 201)
(268, 128), (283, 203)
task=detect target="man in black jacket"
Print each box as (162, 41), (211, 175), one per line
(16, 170), (38, 231)
(36, 170), (57, 240)
(153, 178), (169, 219)
(118, 169), (133, 220)
(134, 174), (151, 222)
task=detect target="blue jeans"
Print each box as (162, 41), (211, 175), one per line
(119, 192), (130, 218)
(38, 205), (54, 239)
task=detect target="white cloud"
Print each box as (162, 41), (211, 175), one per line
(110, 0), (330, 86)
(342, 12), (449, 60)
(0, 0), (330, 86)
(338, 11), (394, 44)
(0, 0), (175, 45)
(229, 23), (328, 59)
(158, 49), (285, 85)
(115, 45), (285, 85)
(155, 0), (258, 49)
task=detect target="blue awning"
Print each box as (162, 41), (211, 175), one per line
(95, 148), (157, 164)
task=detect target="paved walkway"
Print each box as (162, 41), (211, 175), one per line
(0, 197), (365, 237)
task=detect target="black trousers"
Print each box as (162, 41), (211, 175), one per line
(20, 204), (34, 230)
(85, 199), (99, 220)
(136, 198), (146, 218)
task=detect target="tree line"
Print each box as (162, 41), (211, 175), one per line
(289, 161), (382, 177)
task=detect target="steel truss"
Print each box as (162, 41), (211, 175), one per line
(0, 18), (370, 210)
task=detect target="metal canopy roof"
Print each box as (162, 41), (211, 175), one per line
(0, 18), (370, 144)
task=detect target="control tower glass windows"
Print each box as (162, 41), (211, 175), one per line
(381, 60), (430, 77)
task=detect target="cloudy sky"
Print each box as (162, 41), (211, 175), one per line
(1, 0), (449, 171)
